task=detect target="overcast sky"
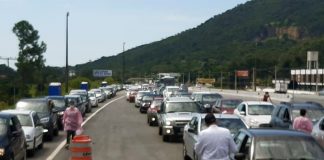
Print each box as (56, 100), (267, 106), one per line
(0, 0), (247, 68)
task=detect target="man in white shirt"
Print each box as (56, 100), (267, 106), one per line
(195, 113), (237, 160)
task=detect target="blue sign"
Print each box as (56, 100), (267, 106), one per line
(93, 70), (112, 77)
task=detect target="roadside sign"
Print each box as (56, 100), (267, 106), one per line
(236, 70), (249, 78)
(93, 70), (112, 77)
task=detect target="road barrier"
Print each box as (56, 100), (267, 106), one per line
(70, 135), (92, 160)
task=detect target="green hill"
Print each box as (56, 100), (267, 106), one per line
(74, 0), (324, 80)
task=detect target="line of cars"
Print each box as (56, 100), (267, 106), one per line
(126, 84), (324, 159)
(0, 84), (121, 159)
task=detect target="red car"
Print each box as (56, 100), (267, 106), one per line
(129, 91), (137, 103)
(213, 98), (243, 114)
(147, 97), (163, 126)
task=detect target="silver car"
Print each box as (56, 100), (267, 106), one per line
(2, 110), (46, 156)
(88, 92), (98, 107)
(157, 97), (202, 142)
(312, 116), (324, 148)
(183, 113), (248, 160)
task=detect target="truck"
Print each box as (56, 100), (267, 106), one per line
(80, 81), (89, 91)
(275, 82), (288, 93)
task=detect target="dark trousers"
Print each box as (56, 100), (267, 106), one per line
(66, 130), (76, 144)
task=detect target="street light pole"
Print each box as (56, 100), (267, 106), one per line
(65, 12), (69, 93)
(122, 42), (125, 85)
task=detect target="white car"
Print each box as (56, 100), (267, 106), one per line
(183, 113), (248, 160)
(163, 86), (179, 99)
(312, 116), (324, 148)
(89, 89), (105, 102)
(88, 91), (98, 107)
(1, 110), (46, 156)
(234, 101), (275, 128)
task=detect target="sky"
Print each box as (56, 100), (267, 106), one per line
(0, 0), (248, 68)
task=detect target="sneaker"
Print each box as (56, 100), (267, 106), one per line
(64, 144), (69, 149)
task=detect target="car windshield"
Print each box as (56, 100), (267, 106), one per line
(88, 93), (95, 97)
(292, 109), (324, 124)
(248, 104), (274, 115)
(65, 98), (77, 105)
(222, 100), (242, 109)
(143, 96), (154, 101)
(201, 118), (247, 135)
(16, 101), (48, 113)
(255, 136), (324, 160)
(165, 102), (201, 113)
(168, 88), (179, 93)
(51, 99), (66, 108)
(138, 92), (150, 97)
(0, 118), (7, 136)
(16, 114), (33, 126)
(202, 94), (222, 103)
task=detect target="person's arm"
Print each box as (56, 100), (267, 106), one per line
(292, 118), (298, 129)
(194, 134), (204, 159)
(228, 132), (238, 154)
(77, 109), (83, 128)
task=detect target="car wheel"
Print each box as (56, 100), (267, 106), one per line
(28, 139), (36, 156)
(183, 143), (191, 160)
(163, 135), (169, 142)
(47, 127), (54, 141)
(159, 127), (162, 135)
(53, 127), (59, 136)
(38, 139), (44, 149)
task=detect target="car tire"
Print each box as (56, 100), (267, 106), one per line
(47, 127), (54, 141)
(53, 127), (59, 136)
(28, 140), (36, 156)
(183, 143), (191, 160)
(38, 140), (44, 149)
(163, 135), (169, 142)
(159, 127), (162, 135)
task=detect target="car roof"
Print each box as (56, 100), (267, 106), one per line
(0, 112), (16, 118)
(45, 96), (64, 99)
(243, 101), (273, 105)
(19, 98), (48, 102)
(166, 86), (179, 89)
(64, 95), (81, 98)
(242, 128), (313, 138)
(192, 91), (221, 95)
(1, 109), (34, 115)
(70, 89), (87, 92)
(279, 102), (323, 109)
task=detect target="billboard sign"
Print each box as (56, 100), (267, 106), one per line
(93, 70), (112, 77)
(236, 70), (249, 78)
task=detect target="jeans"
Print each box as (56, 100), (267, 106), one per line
(66, 130), (76, 144)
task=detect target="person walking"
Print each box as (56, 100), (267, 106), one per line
(262, 92), (272, 102)
(293, 109), (313, 134)
(63, 100), (83, 149)
(195, 113), (237, 160)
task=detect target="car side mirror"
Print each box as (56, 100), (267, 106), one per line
(188, 128), (195, 133)
(240, 111), (246, 115)
(234, 153), (246, 160)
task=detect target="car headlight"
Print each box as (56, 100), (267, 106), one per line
(165, 121), (172, 126)
(58, 111), (64, 116)
(0, 148), (4, 156)
(40, 117), (50, 123)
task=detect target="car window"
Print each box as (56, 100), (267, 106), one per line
(283, 109), (290, 120)
(222, 100), (242, 109)
(16, 101), (49, 113)
(292, 109), (324, 124)
(33, 113), (41, 126)
(16, 114), (33, 127)
(248, 105), (274, 115)
(201, 118), (247, 135)
(278, 107), (286, 119)
(275, 106), (282, 117)
(234, 132), (246, 148)
(165, 102), (201, 113)
(0, 118), (8, 136)
(255, 136), (324, 159)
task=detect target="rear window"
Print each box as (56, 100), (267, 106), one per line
(165, 102), (201, 113)
(16, 114), (33, 126)
(248, 104), (274, 115)
(222, 100), (242, 109)
(292, 109), (324, 124)
(16, 101), (48, 113)
(0, 118), (8, 136)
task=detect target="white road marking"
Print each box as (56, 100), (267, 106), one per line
(46, 96), (125, 160)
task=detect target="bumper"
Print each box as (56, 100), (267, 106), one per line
(162, 126), (184, 136)
(129, 97), (135, 102)
(26, 140), (34, 150)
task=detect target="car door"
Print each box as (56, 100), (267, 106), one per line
(277, 107), (290, 129)
(235, 103), (247, 122)
(186, 117), (198, 158)
(10, 116), (25, 159)
(33, 113), (43, 146)
(234, 131), (252, 160)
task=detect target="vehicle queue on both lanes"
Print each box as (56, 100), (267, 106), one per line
(0, 83), (123, 160)
(126, 83), (324, 160)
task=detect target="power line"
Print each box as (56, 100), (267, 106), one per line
(0, 56), (17, 67)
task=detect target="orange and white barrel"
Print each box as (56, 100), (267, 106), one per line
(70, 135), (92, 160)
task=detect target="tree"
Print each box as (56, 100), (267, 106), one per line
(12, 20), (47, 97)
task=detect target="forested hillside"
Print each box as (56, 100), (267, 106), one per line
(75, 0), (324, 79)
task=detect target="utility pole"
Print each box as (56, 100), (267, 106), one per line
(122, 42), (125, 85)
(220, 71), (223, 91)
(274, 65), (277, 86)
(0, 56), (17, 67)
(235, 70), (237, 92)
(65, 12), (69, 93)
(252, 67), (256, 91)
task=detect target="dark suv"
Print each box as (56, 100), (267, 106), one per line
(15, 98), (59, 141)
(0, 112), (26, 160)
(69, 89), (91, 113)
(270, 101), (324, 129)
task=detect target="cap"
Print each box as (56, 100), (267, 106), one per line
(205, 113), (216, 125)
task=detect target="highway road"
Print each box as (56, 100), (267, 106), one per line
(26, 90), (322, 160)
